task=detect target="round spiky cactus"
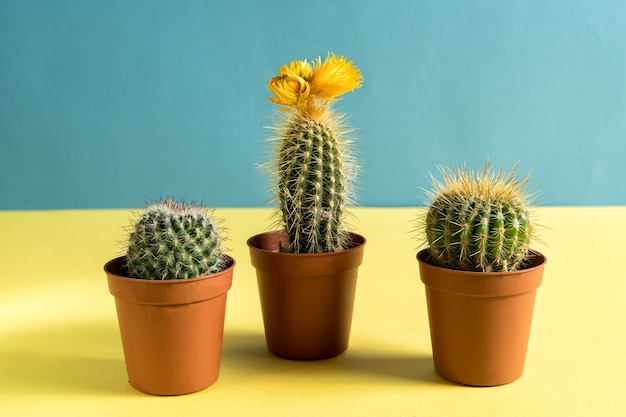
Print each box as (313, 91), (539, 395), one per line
(422, 162), (537, 272)
(266, 54), (362, 253)
(125, 199), (224, 280)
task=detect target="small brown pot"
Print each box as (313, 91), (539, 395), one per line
(417, 249), (546, 386)
(247, 231), (366, 360)
(104, 255), (235, 395)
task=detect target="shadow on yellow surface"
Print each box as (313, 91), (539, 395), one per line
(222, 331), (445, 386)
(1, 322), (446, 399)
(0, 320), (136, 397)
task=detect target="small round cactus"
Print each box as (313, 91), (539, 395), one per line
(266, 54), (362, 253)
(421, 161), (537, 272)
(125, 199), (224, 280)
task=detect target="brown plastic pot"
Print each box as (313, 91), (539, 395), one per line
(247, 231), (365, 360)
(417, 248), (546, 386)
(104, 255), (235, 395)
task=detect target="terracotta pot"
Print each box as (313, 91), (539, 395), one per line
(247, 231), (366, 360)
(104, 255), (235, 395)
(417, 249), (546, 386)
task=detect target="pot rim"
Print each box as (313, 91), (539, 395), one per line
(247, 230), (366, 257)
(104, 254), (235, 283)
(248, 230), (366, 275)
(417, 248), (546, 297)
(104, 254), (235, 305)
(417, 248), (546, 276)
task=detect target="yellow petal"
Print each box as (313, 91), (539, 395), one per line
(309, 54), (362, 100)
(268, 73), (311, 108)
(279, 60), (313, 80)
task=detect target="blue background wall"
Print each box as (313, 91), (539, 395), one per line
(1, 0), (625, 209)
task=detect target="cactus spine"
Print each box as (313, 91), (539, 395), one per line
(267, 54), (362, 253)
(422, 162), (536, 272)
(126, 199), (224, 280)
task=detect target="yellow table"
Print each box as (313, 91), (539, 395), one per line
(1, 207), (624, 416)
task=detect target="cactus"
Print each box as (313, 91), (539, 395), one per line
(266, 54), (362, 253)
(421, 161), (537, 272)
(125, 199), (224, 280)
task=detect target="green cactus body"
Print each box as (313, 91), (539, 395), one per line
(277, 111), (349, 253)
(423, 163), (535, 272)
(266, 54), (362, 253)
(126, 200), (223, 279)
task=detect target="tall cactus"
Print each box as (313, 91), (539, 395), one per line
(125, 199), (224, 280)
(266, 54), (362, 253)
(422, 161), (537, 272)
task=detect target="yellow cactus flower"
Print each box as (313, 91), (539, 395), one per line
(309, 54), (363, 100)
(267, 54), (361, 114)
(279, 59), (313, 80)
(268, 73), (311, 108)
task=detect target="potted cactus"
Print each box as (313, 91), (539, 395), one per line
(247, 54), (366, 360)
(103, 199), (235, 395)
(416, 161), (547, 386)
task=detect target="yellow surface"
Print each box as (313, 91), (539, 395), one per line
(1, 207), (625, 416)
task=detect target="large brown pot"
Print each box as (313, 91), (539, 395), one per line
(247, 231), (366, 360)
(417, 249), (546, 386)
(104, 255), (235, 395)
